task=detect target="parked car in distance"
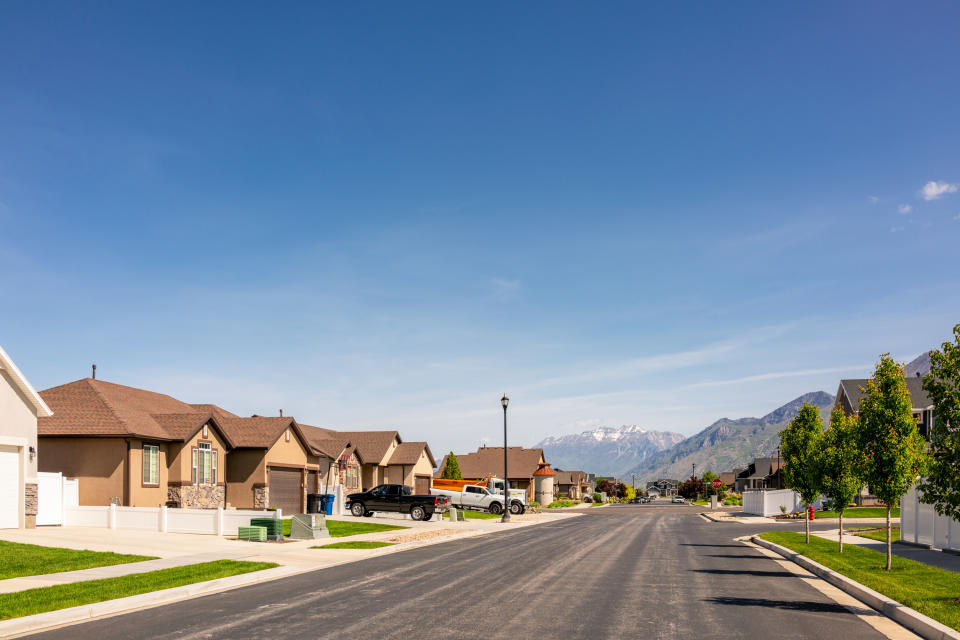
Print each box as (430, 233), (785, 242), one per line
(671, 496), (685, 504)
(629, 497), (642, 504)
(346, 484), (448, 521)
(431, 483), (525, 515)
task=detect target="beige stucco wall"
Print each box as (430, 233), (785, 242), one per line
(127, 439), (169, 507)
(168, 423), (228, 486)
(265, 429), (308, 467)
(39, 437), (127, 505)
(225, 449), (266, 509)
(0, 370), (39, 478)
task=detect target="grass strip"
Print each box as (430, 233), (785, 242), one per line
(0, 560), (276, 620)
(281, 519), (408, 537)
(546, 500), (581, 508)
(0, 541), (155, 580)
(758, 531), (960, 631)
(442, 511), (501, 520)
(816, 507), (900, 519)
(852, 526), (901, 542)
(311, 541), (395, 550)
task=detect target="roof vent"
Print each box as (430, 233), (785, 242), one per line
(92, 364), (97, 380)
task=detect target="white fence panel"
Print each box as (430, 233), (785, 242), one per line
(63, 478), (79, 508)
(116, 506), (160, 530)
(167, 508), (218, 534)
(900, 487), (917, 544)
(64, 506), (110, 528)
(743, 489), (821, 516)
(36, 472), (63, 526)
(222, 509), (279, 536)
(743, 490), (765, 515)
(902, 484), (960, 551)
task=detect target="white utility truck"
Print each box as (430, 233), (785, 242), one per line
(431, 480), (527, 515)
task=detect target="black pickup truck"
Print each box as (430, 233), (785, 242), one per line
(346, 484), (448, 521)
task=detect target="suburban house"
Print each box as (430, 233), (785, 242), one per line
(718, 471), (736, 489)
(435, 446), (546, 499)
(836, 377), (934, 437)
(646, 479), (679, 497)
(0, 346), (53, 529)
(732, 458), (781, 492)
(554, 469), (590, 500)
(37, 378), (340, 514)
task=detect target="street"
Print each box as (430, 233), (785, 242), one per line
(26, 505), (901, 639)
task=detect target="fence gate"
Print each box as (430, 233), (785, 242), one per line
(36, 472), (63, 526)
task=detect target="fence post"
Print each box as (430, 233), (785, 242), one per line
(216, 508), (224, 536)
(108, 503), (117, 530)
(275, 508), (282, 521)
(159, 505), (168, 533)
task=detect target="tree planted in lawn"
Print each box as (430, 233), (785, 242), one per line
(820, 406), (863, 552)
(919, 324), (960, 521)
(780, 403), (824, 543)
(858, 354), (928, 570)
(440, 452), (463, 480)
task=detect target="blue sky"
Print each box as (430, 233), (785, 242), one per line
(2, 2), (959, 455)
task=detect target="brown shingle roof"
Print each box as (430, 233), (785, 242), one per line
(39, 379), (201, 441)
(336, 431), (401, 465)
(298, 424), (356, 461)
(387, 442), (435, 467)
(554, 470), (587, 485)
(435, 447), (545, 480)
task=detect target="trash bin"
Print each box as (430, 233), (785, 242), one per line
(307, 493), (323, 514)
(320, 494), (335, 515)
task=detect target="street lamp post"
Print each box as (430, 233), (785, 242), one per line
(777, 446), (781, 489)
(501, 394), (511, 523)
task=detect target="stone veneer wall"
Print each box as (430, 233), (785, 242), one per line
(167, 485), (226, 509)
(254, 486), (269, 509)
(24, 483), (38, 528)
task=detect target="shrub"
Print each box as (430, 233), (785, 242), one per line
(592, 492), (603, 503)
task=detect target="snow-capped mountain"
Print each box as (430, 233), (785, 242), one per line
(535, 425), (685, 476)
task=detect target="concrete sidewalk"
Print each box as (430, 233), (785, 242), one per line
(812, 527), (960, 574)
(0, 510), (577, 596)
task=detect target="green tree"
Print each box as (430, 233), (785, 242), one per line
(820, 406), (863, 552)
(780, 403), (824, 543)
(858, 354), (929, 570)
(440, 452), (463, 480)
(919, 324), (960, 520)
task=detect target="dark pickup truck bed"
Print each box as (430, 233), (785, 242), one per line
(346, 484), (448, 521)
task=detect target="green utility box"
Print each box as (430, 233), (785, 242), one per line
(250, 518), (284, 536)
(238, 526), (267, 542)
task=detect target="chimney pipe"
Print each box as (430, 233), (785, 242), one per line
(279, 409), (284, 417)
(92, 364), (97, 380)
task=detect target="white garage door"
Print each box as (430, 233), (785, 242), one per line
(0, 445), (21, 529)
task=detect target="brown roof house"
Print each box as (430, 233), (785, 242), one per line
(0, 346), (53, 529)
(554, 470), (590, 500)
(37, 379), (341, 515)
(436, 446), (546, 500)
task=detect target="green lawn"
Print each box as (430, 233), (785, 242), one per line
(816, 507), (900, 519)
(0, 560), (276, 620)
(546, 500), (581, 508)
(0, 541), (155, 580)
(853, 526), (901, 542)
(590, 502), (606, 507)
(758, 531), (960, 631)
(442, 510), (501, 520)
(311, 541), (395, 550)
(281, 519), (408, 537)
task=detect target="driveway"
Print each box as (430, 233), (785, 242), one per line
(23, 504), (913, 639)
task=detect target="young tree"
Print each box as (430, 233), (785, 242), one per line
(820, 406), (863, 552)
(858, 354), (928, 570)
(440, 452), (463, 480)
(919, 324), (960, 520)
(780, 403), (824, 543)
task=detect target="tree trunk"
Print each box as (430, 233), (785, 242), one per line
(805, 504), (810, 543)
(886, 504), (892, 571)
(839, 512), (843, 553)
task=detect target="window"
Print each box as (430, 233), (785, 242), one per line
(193, 443), (217, 485)
(346, 466), (359, 489)
(143, 445), (159, 485)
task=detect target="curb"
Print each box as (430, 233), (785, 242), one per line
(751, 535), (960, 640)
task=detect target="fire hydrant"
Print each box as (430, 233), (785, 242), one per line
(808, 505), (815, 521)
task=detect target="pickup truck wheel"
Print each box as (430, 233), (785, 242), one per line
(350, 502), (366, 517)
(410, 505), (426, 521)
(488, 502), (503, 515)
(509, 501), (523, 515)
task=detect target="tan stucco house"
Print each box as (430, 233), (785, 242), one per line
(0, 346), (53, 529)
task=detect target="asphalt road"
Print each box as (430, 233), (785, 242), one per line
(27, 505), (897, 640)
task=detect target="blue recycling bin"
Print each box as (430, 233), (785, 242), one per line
(320, 494), (334, 515)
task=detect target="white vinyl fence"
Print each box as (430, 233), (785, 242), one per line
(742, 489), (822, 516)
(63, 504), (282, 536)
(35, 472), (64, 526)
(901, 484), (960, 551)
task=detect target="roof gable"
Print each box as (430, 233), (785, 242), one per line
(436, 446), (545, 480)
(0, 346), (52, 417)
(387, 441), (435, 467)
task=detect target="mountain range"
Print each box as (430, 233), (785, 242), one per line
(535, 425), (685, 477)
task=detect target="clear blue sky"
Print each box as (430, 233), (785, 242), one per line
(2, 2), (959, 455)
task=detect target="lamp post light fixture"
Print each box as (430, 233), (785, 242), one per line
(501, 394), (510, 523)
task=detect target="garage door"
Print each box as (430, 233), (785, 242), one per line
(268, 467), (302, 515)
(414, 475), (431, 495)
(0, 446), (21, 529)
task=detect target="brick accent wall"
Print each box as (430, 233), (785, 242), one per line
(254, 486), (269, 509)
(167, 485), (225, 509)
(24, 483), (38, 516)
